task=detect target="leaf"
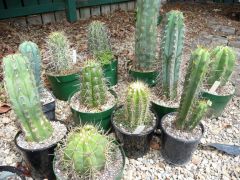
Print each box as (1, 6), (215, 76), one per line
(0, 104), (11, 114)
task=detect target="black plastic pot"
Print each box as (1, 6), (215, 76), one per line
(0, 166), (26, 180)
(160, 113), (204, 165)
(111, 106), (158, 159)
(42, 99), (55, 121)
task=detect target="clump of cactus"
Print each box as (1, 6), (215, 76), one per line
(3, 54), (53, 142)
(125, 81), (151, 128)
(62, 125), (115, 177)
(19, 41), (43, 93)
(160, 10), (185, 100)
(80, 60), (108, 108)
(95, 51), (114, 65)
(46, 31), (73, 74)
(135, 0), (161, 70)
(176, 48), (211, 130)
(207, 46), (236, 87)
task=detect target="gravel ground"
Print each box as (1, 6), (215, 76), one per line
(0, 2), (240, 180)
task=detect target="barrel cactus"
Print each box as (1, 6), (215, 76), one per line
(207, 46), (236, 87)
(3, 54), (53, 142)
(125, 81), (151, 128)
(19, 41), (43, 93)
(160, 10), (185, 100)
(80, 60), (108, 108)
(176, 48), (211, 130)
(135, 0), (161, 70)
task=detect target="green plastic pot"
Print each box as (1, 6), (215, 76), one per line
(103, 60), (118, 87)
(47, 73), (80, 101)
(157, 15), (162, 25)
(129, 69), (158, 87)
(151, 101), (178, 128)
(202, 89), (235, 117)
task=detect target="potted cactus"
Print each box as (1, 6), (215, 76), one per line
(53, 125), (125, 179)
(111, 81), (158, 158)
(152, 10), (185, 127)
(88, 21), (118, 86)
(3, 54), (67, 179)
(69, 60), (117, 131)
(45, 31), (80, 101)
(160, 47), (211, 165)
(129, 0), (161, 86)
(202, 46), (236, 117)
(19, 41), (55, 121)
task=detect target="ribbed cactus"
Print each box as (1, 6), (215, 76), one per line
(161, 10), (185, 100)
(88, 21), (111, 56)
(3, 54), (53, 142)
(19, 41), (43, 93)
(125, 81), (151, 128)
(80, 60), (107, 108)
(63, 125), (112, 175)
(46, 31), (72, 73)
(135, 0), (161, 70)
(176, 48), (210, 130)
(207, 46), (236, 87)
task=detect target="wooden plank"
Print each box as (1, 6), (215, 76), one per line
(101, 5), (111, 15)
(91, 6), (100, 16)
(76, 9), (80, 20)
(110, 4), (119, 13)
(39, 0), (52, 4)
(80, 7), (91, 19)
(42, 12), (55, 24)
(0, 0), (5, 9)
(119, 3), (128, 11)
(11, 17), (27, 26)
(55, 10), (66, 22)
(127, 1), (135, 10)
(27, 15), (42, 25)
(65, 0), (77, 22)
(5, 0), (22, 8)
(23, 0), (38, 6)
(76, 0), (129, 8)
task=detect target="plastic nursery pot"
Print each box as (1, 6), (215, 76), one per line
(111, 106), (158, 159)
(129, 69), (158, 87)
(42, 89), (56, 121)
(0, 166), (26, 180)
(201, 89), (235, 117)
(160, 112), (204, 165)
(103, 59), (118, 86)
(47, 73), (80, 101)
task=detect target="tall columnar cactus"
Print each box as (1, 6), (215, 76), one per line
(19, 41), (43, 93)
(3, 54), (53, 142)
(80, 60), (108, 108)
(135, 0), (161, 70)
(161, 10), (185, 100)
(87, 21), (112, 56)
(125, 81), (151, 128)
(63, 125), (112, 175)
(207, 46), (236, 87)
(46, 31), (72, 73)
(176, 48), (210, 130)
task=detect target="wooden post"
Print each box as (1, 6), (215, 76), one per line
(65, 0), (77, 22)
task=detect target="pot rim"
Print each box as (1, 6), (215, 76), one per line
(0, 166), (26, 180)
(46, 71), (80, 78)
(151, 100), (179, 109)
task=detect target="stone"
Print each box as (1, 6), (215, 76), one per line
(27, 15), (42, 25)
(228, 37), (240, 49)
(209, 25), (236, 36)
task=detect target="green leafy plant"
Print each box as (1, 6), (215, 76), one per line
(160, 10), (185, 100)
(3, 54), (53, 142)
(95, 51), (114, 65)
(135, 0), (161, 70)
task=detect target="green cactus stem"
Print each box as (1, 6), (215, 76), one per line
(3, 54), (53, 142)
(161, 10), (185, 100)
(135, 0), (161, 70)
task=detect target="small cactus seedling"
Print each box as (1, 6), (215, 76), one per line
(19, 41), (43, 93)
(3, 54), (53, 142)
(95, 51), (114, 65)
(125, 81), (151, 128)
(207, 46), (236, 87)
(80, 60), (108, 108)
(160, 10), (185, 100)
(176, 47), (211, 130)
(135, 0), (161, 70)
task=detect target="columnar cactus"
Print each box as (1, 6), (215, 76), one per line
(176, 48), (211, 130)
(125, 81), (151, 128)
(63, 125), (112, 175)
(80, 60), (108, 108)
(19, 41), (43, 93)
(207, 46), (236, 87)
(161, 10), (185, 100)
(135, 0), (161, 70)
(3, 54), (53, 142)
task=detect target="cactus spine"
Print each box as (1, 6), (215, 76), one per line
(3, 54), (53, 142)
(176, 48), (210, 130)
(135, 0), (161, 70)
(161, 10), (185, 100)
(207, 46), (236, 87)
(126, 81), (151, 128)
(19, 41), (43, 93)
(80, 60), (107, 108)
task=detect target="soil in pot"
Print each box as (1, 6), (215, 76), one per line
(160, 113), (204, 165)
(14, 121), (67, 179)
(0, 166), (26, 180)
(40, 88), (55, 121)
